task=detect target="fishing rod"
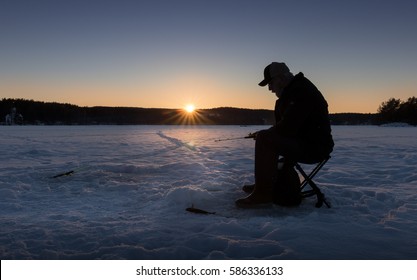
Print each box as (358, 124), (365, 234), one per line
(214, 132), (257, 142)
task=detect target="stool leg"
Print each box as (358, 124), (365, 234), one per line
(295, 162), (331, 208)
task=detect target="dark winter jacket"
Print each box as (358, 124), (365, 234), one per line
(274, 72), (334, 161)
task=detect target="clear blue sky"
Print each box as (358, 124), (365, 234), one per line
(1, 0), (416, 113)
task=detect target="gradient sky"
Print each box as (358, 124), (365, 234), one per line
(1, 0), (416, 113)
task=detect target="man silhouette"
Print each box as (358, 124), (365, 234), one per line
(236, 62), (334, 208)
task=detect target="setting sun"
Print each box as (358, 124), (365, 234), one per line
(185, 104), (196, 113)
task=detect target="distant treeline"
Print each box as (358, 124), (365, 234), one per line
(1, 98), (415, 126)
(375, 97), (417, 125)
(0, 98), (274, 125)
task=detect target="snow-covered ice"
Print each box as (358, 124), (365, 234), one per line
(1, 125), (416, 259)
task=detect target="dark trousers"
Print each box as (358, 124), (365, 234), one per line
(255, 127), (302, 189)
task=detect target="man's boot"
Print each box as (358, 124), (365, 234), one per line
(236, 173), (274, 208)
(242, 183), (255, 193)
(235, 184), (273, 208)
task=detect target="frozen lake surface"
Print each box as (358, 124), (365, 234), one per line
(1, 125), (416, 259)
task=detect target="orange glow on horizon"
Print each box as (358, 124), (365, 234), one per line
(3, 79), (410, 114)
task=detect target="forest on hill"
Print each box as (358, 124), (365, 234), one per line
(1, 97), (415, 126)
(0, 98), (274, 125)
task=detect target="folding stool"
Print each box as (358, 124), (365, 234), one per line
(294, 156), (331, 208)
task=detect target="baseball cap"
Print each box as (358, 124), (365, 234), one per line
(258, 62), (290, 87)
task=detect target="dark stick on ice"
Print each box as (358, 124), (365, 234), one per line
(186, 205), (216, 215)
(51, 170), (75, 178)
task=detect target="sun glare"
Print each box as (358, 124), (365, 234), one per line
(164, 104), (211, 124)
(185, 104), (195, 113)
